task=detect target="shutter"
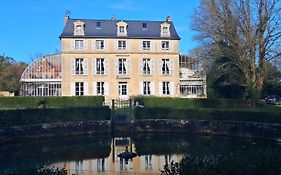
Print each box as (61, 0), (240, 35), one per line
(170, 59), (174, 75)
(150, 60), (154, 75)
(104, 58), (108, 75)
(93, 58), (96, 75)
(151, 81), (155, 95)
(93, 82), (97, 95)
(150, 41), (154, 51)
(105, 40), (109, 51)
(159, 82), (163, 96)
(170, 41), (174, 52)
(126, 59), (130, 75)
(158, 59), (162, 75)
(71, 82), (75, 96)
(140, 82), (143, 95)
(170, 82), (174, 96)
(84, 82), (88, 96)
(72, 59), (75, 75)
(84, 58), (88, 75)
(93, 40), (96, 50)
(104, 82), (109, 96)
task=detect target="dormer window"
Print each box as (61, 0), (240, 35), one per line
(74, 20), (85, 35)
(96, 22), (101, 28)
(142, 23), (147, 29)
(119, 26), (125, 33)
(160, 22), (171, 37)
(116, 21), (128, 36)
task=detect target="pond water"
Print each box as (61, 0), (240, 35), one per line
(0, 134), (281, 175)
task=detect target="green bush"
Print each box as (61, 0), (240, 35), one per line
(135, 107), (281, 123)
(0, 96), (104, 109)
(0, 106), (110, 127)
(133, 96), (253, 109)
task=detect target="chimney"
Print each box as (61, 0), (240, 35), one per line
(166, 16), (171, 22)
(111, 15), (116, 20)
(64, 11), (70, 25)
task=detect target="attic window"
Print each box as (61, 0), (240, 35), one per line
(96, 22), (101, 28)
(76, 25), (83, 32)
(116, 21), (128, 36)
(163, 27), (168, 34)
(119, 26), (125, 33)
(142, 23), (147, 29)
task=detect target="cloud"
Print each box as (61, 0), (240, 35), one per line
(108, 0), (143, 11)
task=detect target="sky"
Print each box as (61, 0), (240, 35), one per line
(0, 0), (200, 63)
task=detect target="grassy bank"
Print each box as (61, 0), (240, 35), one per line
(0, 106), (110, 127)
(0, 96), (104, 109)
(134, 96), (253, 109)
(135, 107), (281, 123)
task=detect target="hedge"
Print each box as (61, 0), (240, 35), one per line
(135, 107), (281, 124)
(0, 96), (104, 109)
(0, 106), (110, 127)
(133, 96), (253, 109)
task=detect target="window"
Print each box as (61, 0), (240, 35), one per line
(119, 26), (125, 33)
(76, 25), (83, 32)
(118, 58), (127, 75)
(162, 82), (170, 95)
(143, 81), (151, 95)
(97, 82), (105, 95)
(142, 59), (151, 75)
(75, 82), (84, 96)
(161, 41), (169, 50)
(75, 58), (84, 75)
(142, 41), (151, 50)
(118, 40), (126, 50)
(96, 22), (101, 28)
(96, 40), (104, 50)
(142, 23), (147, 29)
(75, 40), (84, 50)
(161, 59), (170, 74)
(96, 58), (105, 74)
(163, 27), (168, 34)
(180, 85), (204, 96)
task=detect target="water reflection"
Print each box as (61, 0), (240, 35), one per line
(0, 134), (280, 174)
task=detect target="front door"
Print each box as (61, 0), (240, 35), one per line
(118, 82), (128, 100)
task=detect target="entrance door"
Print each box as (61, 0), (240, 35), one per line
(118, 82), (128, 100)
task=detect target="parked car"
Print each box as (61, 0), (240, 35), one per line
(265, 95), (281, 105)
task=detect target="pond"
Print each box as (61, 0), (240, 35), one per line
(0, 134), (281, 174)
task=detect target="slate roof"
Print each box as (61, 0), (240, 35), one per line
(60, 18), (180, 40)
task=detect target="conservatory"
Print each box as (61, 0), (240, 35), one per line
(20, 54), (62, 96)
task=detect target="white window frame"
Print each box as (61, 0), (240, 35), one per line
(161, 59), (170, 75)
(118, 58), (127, 75)
(142, 58), (151, 75)
(96, 58), (105, 75)
(75, 58), (84, 75)
(118, 40), (127, 50)
(97, 82), (105, 95)
(76, 25), (83, 32)
(75, 82), (84, 96)
(95, 40), (105, 50)
(143, 81), (151, 95)
(119, 26), (125, 33)
(161, 41), (169, 50)
(75, 40), (84, 50)
(162, 82), (170, 95)
(142, 41), (151, 50)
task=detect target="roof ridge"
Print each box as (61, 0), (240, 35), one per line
(70, 18), (166, 23)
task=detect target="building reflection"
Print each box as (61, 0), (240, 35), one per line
(63, 136), (183, 175)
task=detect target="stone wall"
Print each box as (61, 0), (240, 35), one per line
(130, 119), (281, 142)
(0, 120), (111, 143)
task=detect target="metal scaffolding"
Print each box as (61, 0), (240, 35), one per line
(20, 54), (62, 96)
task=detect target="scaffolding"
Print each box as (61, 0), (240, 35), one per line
(20, 54), (62, 96)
